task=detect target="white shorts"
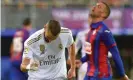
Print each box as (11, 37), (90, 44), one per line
(78, 62), (88, 80)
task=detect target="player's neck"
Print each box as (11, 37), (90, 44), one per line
(91, 18), (103, 24)
(91, 19), (102, 23)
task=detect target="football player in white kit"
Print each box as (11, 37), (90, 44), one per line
(20, 20), (75, 80)
(75, 29), (89, 80)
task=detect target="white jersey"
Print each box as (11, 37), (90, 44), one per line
(23, 27), (74, 80)
(75, 29), (89, 57)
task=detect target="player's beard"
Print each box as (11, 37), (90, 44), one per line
(89, 10), (100, 19)
(89, 13), (100, 19)
(45, 30), (59, 41)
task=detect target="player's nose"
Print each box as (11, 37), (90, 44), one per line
(92, 6), (95, 11)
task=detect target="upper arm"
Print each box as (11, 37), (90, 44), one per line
(22, 42), (33, 59)
(21, 41), (33, 67)
(22, 31), (37, 59)
(101, 29), (116, 49)
(75, 33), (82, 53)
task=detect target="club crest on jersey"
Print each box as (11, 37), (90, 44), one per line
(58, 43), (63, 50)
(92, 30), (96, 35)
(40, 45), (45, 54)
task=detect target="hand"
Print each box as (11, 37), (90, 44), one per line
(30, 61), (39, 71)
(75, 60), (82, 68)
(120, 75), (129, 80)
(67, 68), (75, 79)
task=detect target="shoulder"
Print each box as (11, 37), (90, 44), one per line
(60, 27), (72, 34)
(101, 23), (112, 35)
(24, 29), (44, 46)
(59, 27), (73, 40)
(78, 29), (89, 36)
(14, 30), (24, 37)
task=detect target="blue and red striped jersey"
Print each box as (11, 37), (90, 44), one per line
(11, 28), (30, 61)
(80, 21), (125, 78)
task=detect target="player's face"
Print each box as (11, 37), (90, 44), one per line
(24, 24), (32, 31)
(27, 24), (32, 30)
(44, 24), (59, 41)
(90, 2), (106, 18)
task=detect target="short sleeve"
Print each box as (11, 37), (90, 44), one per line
(66, 30), (74, 48)
(22, 42), (33, 59)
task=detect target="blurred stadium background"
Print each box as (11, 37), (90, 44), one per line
(1, 0), (133, 80)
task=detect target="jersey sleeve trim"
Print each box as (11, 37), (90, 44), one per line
(108, 43), (116, 49)
(27, 34), (42, 45)
(60, 28), (70, 33)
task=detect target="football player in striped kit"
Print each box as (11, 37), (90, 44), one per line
(10, 18), (32, 80)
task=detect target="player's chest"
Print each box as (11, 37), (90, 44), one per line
(84, 28), (101, 55)
(33, 38), (64, 56)
(87, 29), (100, 43)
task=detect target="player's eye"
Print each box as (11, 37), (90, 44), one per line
(98, 5), (101, 8)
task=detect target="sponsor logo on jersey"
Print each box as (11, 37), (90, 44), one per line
(105, 30), (110, 33)
(85, 42), (92, 55)
(39, 55), (61, 66)
(58, 43), (63, 49)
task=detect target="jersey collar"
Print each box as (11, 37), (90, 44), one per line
(90, 21), (103, 29)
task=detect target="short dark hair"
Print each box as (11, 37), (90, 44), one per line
(101, 2), (110, 19)
(23, 18), (31, 26)
(48, 20), (61, 36)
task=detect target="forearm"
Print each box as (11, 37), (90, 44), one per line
(109, 46), (125, 77)
(69, 43), (76, 69)
(20, 58), (30, 72)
